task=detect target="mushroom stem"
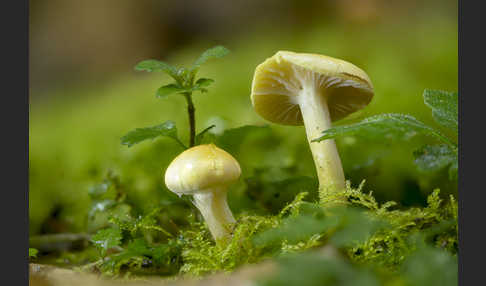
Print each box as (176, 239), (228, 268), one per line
(298, 85), (346, 202)
(192, 188), (236, 241)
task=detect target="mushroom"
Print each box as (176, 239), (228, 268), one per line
(250, 51), (374, 202)
(165, 144), (241, 241)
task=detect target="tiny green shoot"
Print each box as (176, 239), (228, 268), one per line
(122, 46), (230, 149)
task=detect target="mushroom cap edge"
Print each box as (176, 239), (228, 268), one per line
(250, 51), (374, 125)
(164, 144), (241, 195)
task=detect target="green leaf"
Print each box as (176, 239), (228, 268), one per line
(134, 60), (180, 81)
(156, 83), (187, 98)
(195, 125), (216, 145)
(192, 46), (230, 69)
(91, 227), (122, 256)
(161, 78), (215, 95)
(194, 78), (214, 88)
(29, 248), (38, 259)
(191, 78), (215, 94)
(121, 120), (185, 148)
(423, 89), (458, 132)
(413, 144), (456, 172)
(176, 67), (191, 84)
(313, 113), (453, 146)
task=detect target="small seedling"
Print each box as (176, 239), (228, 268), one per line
(121, 46), (230, 149)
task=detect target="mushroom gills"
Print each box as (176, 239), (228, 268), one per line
(253, 61), (373, 124)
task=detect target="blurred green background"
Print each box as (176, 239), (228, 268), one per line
(29, 0), (457, 235)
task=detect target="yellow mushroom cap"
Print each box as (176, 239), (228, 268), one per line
(164, 144), (241, 195)
(251, 51), (374, 125)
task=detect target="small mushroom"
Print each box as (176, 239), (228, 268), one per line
(250, 51), (374, 201)
(165, 144), (241, 241)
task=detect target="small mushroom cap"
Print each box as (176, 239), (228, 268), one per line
(165, 144), (241, 195)
(251, 51), (374, 125)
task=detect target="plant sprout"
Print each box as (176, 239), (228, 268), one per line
(121, 46), (230, 149)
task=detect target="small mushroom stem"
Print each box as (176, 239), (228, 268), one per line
(298, 85), (346, 203)
(192, 188), (236, 241)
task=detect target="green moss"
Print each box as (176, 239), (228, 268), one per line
(35, 174), (456, 285)
(132, 182), (456, 278)
(174, 182), (456, 278)
(344, 186), (457, 270)
(176, 193), (310, 276)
